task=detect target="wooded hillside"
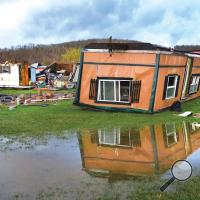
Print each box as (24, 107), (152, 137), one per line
(0, 38), (134, 65)
(1, 38), (199, 65)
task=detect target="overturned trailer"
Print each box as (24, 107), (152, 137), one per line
(74, 42), (200, 113)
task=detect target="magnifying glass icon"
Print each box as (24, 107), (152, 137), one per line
(160, 160), (192, 192)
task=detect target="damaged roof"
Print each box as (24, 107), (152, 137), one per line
(84, 42), (172, 51)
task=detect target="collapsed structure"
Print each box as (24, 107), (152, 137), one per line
(74, 42), (200, 113)
(0, 61), (79, 89)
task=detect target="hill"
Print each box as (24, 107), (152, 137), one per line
(0, 38), (137, 65)
(1, 38), (199, 65)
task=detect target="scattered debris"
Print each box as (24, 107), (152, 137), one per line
(8, 105), (17, 110)
(0, 60), (78, 110)
(0, 94), (17, 110)
(0, 60), (79, 90)
(23, 90), (75, 105)
(178, 111), (192, 117)
(24, 104), (50, 107)
(0, 89), (75, 109)
(170, 101), (182, 112)
(191, 122), (200, 128)
(0, 94), (15, 102)
(66, 83), (75, 89)
(29, 62), (79, 89)
(193, 113), (200, 118)
(30, 63), (46, 83)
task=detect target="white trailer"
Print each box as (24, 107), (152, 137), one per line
(0, 63), (20, 87)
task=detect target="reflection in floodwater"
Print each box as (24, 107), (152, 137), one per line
(78, 122), (200, 178)
(1, 122), (200, 199)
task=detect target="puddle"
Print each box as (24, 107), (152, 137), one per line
(0, 136), (47, 151)
(0, 121), (200, 199)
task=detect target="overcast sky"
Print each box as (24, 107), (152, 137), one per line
(1, 0), (200, 48)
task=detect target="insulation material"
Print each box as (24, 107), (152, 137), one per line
(20, 62), (29, 86)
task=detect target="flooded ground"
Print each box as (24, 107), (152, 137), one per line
(0, 121), (200, 200)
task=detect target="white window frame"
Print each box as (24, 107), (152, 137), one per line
(189, 76), (200, 94)
(98, 128), (132, 147)
(165, 123), (178, 147)
(191, 122), (200, 132)
(97, 79), (131, 103)
(165, 75), (178, 99)
(1, 65), (11, 74)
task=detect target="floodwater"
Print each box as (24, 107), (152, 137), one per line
(0, 122), (200, 199)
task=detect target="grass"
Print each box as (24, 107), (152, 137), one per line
(27, 176), (200, 200)
(0, 95), (200, 136)
(0, 90), (200, 200)
(126, 176), (200, 200)
(0, 88), (76, 95)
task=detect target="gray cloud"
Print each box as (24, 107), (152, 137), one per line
(1, 0), (200, 47)
(22, 0), (139, 41)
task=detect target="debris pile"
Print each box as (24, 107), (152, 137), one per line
(22, 91), (75, 104)
(0, 90), (76, 110)
(0, 61), (79, 90)
(0, 61), (79, 109)
(0, 94), (18, 110)
(0, 94), (15, 103)
(31, 62), (79, 89)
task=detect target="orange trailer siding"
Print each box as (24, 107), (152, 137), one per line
(84, 52), (156, 65)
(187, 58), (200, 101)
(154, 54), (187, 111)
(75, 43), (200, 113)
(79, 123), (200, 176)
(79, 52), (156, 111)
(80, 127), (155, 176)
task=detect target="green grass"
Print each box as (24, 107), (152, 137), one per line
(0, 89), (200, 199)
(28, 176), (200, 200)
(0, 97), (200, 136)
(0, 88), (76, 95)
(126, 176), (200, 200)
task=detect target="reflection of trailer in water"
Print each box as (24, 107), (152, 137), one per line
(191, 122), (200, 129)
(78, 122), (200, 179)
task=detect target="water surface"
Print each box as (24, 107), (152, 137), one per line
(1, 122), (200, 199)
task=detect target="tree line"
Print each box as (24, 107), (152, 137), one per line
(0, 38), (131, 65)
(1, 38), (198, 65)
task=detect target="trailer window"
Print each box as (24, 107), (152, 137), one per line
(2, 65), (11, 73)
(98, 128), (132, 147)
(164, 123), (178, 147)
(189, 76), (200, 94)
(165, 75), (178, 99)
(98, 79), (130, 103)
(102, 81), (115, 101)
